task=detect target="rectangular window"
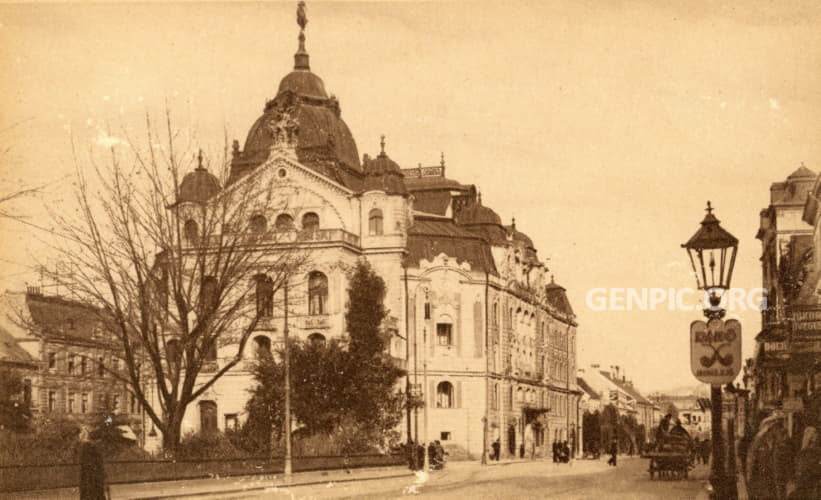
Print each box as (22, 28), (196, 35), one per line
(436, 323), (452, 346)
(225, 414), (239, 432)
(48, 390), (56, 412)
(98, 357), (105, 377)
(67, 355), (75, 375)
(112, 394), (120, 412)
(67, 392), (75, 413)
(80, 356), (87, 375)
(48, 352), (57, 370)
(81, 393), (88, 413)
(440, 431), (451, 441)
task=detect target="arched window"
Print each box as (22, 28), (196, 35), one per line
(308, 333), (326, 346)
(275, 213), (294, 230)
(368, 208), (384, 235)
(250, 214), (267, 234)
(255, 275), (273, 318)
(184, 219), (198, 242)
(253, 335), (271, 359)
(436, 381), (454, 408)
(302, 212), (319, 232)
(516, 387), (524, 402)
(308, 271), (328, 315)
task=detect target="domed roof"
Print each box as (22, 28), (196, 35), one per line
(228, 19), (362, 187)
(458, 203), (502, 226)
(361, 148), (407, 195)
(505, 221), (536, 251)
(178, 157), (220, 204)
(277, 70), (328, 100)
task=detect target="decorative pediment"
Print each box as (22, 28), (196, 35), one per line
(419, 252), (472, 272)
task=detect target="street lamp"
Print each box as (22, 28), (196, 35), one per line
(682, 201), (738, 317)
(682, 201), (739, 500)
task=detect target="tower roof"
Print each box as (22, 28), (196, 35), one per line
(178, 151), (220, 204)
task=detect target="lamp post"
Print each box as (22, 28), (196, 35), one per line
(682, 201), (739, 500)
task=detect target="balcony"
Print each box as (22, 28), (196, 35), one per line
(187, 229), (360, 249)
(302, 315), (331, 330)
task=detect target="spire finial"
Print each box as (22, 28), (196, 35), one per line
(294, 2), (310, 70)
(705, 201), (713, 215)
(551, 274), (555, 284)
(380, 134), (386, 155)
(197, 149), (204, 170)
(511, 216), (516, 230)
(440, 152), (445, 167)
(477, 190), (482, 205)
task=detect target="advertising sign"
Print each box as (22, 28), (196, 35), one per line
(690, 318), (742, 385)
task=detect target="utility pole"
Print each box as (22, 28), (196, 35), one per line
(283, 280), (292, 477)
(423, 289), (430, 472)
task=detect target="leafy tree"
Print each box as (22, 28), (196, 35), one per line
(244, 259), (406, 453)
(0, 367), (30, 432)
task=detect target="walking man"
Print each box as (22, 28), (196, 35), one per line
(607, 439), (618, 467)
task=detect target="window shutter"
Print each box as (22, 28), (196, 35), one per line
(473, 301), (483, 358)
(456, 380), (462, 408)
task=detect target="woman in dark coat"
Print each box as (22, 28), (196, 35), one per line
(79, 429), (107, 500)
(789, 427), (820, 500)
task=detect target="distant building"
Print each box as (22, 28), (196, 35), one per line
(0, 290), (140, 432)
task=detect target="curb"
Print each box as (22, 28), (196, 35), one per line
(136, 471), (417, 499)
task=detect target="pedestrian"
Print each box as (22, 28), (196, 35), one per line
(700, 438), (711, 465)
(79, 427), (107, 500)
(788, 427), (820, 500)
(491, 438), (501, 461)
(562, 441), (571, 463)
(747, 411), (792, 500)
(552, 441), (559, 463)
(607, 439), (618, 467)
(693, 437), (701, 464)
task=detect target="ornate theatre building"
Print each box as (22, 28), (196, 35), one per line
(159, 5), (581, 460)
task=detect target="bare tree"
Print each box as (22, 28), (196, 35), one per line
(43, 111), (309, 454)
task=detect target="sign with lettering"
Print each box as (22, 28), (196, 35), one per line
(764, 341), (788, 352)
(791, 308), (821, 334)
(690, 318), (742, 385)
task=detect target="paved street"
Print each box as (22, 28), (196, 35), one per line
(223, 458), (710, 500)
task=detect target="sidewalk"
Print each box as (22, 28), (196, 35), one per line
(6, 456), (613, 500)
(5, 464), (414, 500)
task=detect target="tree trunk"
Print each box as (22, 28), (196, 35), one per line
(163, 409), (185, 457)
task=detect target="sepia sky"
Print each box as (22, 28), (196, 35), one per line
(1, 1), (821, 393)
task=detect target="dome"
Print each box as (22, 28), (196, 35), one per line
(458, 203), (502, 226)
(362, 151), (407, 195)
(505, 223), (536, 251)
(277, 70), (328, 100)
(178, 166), (220, 204)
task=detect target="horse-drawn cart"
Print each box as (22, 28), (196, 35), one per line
(643, 425), (693, 480)
(644, 451), (691, 479)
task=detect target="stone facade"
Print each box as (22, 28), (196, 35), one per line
(142, 8), (582, 459)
